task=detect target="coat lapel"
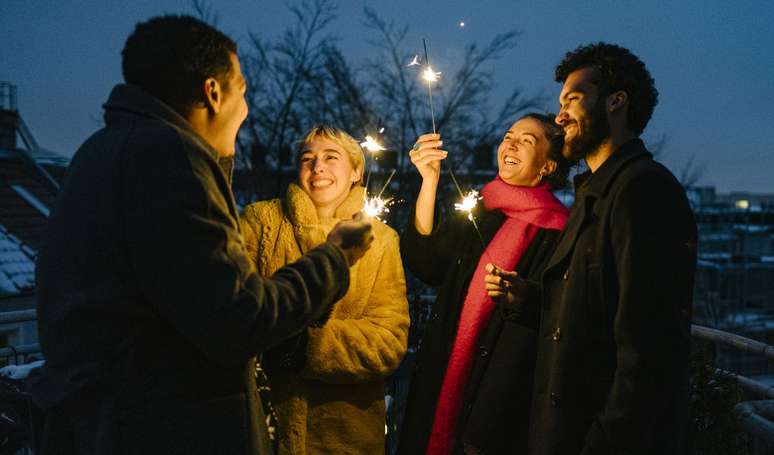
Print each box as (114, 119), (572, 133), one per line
(543, 139), (651, 274)
(543, 192), (595, 273)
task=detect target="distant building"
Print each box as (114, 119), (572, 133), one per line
(0, 81), (68, 354)
(687, 186), (774, 381)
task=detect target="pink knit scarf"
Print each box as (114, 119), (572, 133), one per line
(425, 178), (568, 454)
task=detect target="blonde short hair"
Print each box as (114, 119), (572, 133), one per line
(297, 125), (365, 184)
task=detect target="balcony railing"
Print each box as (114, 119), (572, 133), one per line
(691, 323), (774, 451)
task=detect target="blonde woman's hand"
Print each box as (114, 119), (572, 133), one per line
(408, 133), (448, 181)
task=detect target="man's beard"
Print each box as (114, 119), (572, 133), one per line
(565, 97), (610, 162)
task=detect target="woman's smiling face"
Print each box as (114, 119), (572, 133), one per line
(297, 138), (360, 213)
(496, 117), (554, 187)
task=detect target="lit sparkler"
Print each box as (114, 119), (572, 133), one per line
(363, 196), (391, 220)
(361, 130), (387, 195)
(422, 66), (441, 83)
(362, 169), (397, 220)
(453, 188), (492, 262)
(360, 135), (386, 153)
(421, 39), (440, 134)
(454, 190), (481, 221)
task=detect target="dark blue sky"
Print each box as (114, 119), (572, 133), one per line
(2, 0), (773, 193)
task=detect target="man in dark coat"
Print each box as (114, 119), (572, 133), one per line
(528, 43), (697, 454)
(31, 15), (372, 454)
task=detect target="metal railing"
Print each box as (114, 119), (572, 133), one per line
(692, 323), (774, 450)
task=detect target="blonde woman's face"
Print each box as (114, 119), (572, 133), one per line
(298, 138), (360, 212)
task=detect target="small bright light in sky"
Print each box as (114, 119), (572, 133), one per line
(459, 21), (465, 27)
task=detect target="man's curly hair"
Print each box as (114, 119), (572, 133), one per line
(555, 42), (658, 136)
(122, 15), (237, 111)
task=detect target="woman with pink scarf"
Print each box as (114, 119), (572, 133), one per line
(397, 113), (570, 455)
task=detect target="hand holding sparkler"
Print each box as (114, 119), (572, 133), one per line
(409, 133), (448, 235)
(408, 133), (448, 181)
(484, 263), (520, 305)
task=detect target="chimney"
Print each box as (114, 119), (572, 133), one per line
(0, 82), (19, 150)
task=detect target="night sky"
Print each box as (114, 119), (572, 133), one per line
(2, 0), (773, 193)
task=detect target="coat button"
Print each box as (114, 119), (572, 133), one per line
(479, 346), (489, 358)
(457, 258), (462, 265)
(552, 328), (562, 341)
(550, 392), (560, 407)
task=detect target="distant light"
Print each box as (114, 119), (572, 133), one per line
(735, 199), (750, 209)
(459, 21), (465, 28)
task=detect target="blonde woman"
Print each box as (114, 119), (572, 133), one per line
(241, 125), (409, 454)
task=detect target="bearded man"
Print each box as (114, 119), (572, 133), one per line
(527, 43), (697, 455)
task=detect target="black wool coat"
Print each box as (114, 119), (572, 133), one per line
(397, 205), (562, 455)
(529, 139), (697, 455)
(32, 84), (350, 454)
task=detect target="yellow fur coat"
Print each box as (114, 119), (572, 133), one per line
(240, 183), (409, 455)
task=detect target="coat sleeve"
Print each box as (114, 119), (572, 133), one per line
(581, 171), (696, 454)
(302, 228), (410, 384)
(123, 135), (350, 367)
(400, 209), (462, 286)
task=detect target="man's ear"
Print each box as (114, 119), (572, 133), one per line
(202, 77), (222, 114)
(607, 90), (628, 113)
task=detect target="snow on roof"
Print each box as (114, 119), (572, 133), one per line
(0, 360), (44, 380)
(0, 223), (36, 296)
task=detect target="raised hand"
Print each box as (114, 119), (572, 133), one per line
(327, 214), (374, 266)
(408, 133), (448, 182)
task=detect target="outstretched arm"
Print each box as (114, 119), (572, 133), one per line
(124, 136), (361, 366)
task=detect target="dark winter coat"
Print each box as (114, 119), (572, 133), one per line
(529, 139), (697, 455)
(32, 84), (351, 454)
(397, 206), (562, 455)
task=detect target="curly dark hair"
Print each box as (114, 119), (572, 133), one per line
(555, 42), (658, 136)
(519, 112), (570, 190)
(122, 15), (237, 112)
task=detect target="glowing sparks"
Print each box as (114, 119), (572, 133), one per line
(454, 190), (481, 220)
(379, 127), (385, 133)
(360, 135), (386, 153)
(422, 66), (442, 83)
(407, 55), (421, 67)
(362, 196), (391, 220)
(459, 21), (465, 28)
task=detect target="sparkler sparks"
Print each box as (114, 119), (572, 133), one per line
(360, 135), (386, 153)
(454, 190), (481, 220)
(422, 66), (442, 83)
(362, 196), (391, 220)
(407, 55), (421, 67)
(362, 169), (397, 221)
(454, 189), (495, 263)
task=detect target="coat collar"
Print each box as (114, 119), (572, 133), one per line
(544, 138), (650, 274)
(102, 84), (221, 163)
(285, 182), (366, 227)
(573, 138), (651, 198)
